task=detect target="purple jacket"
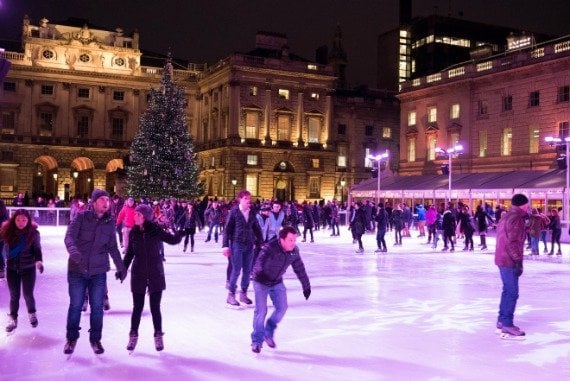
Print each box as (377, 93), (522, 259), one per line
(494, 205), (527, 268)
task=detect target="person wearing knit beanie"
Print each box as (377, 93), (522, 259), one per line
(511, 194), (529, 207)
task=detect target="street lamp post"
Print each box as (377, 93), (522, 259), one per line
(231, 178), (237, 199)
(435, 144), (463, 204)
(545, 136), (570, 220)
(340, 179), (346, 204)
(367, 151), (389, 205)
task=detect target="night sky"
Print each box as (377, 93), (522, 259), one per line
(0, 0), (568, 86)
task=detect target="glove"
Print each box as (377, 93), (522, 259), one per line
(115, 270), (127, 283)
(303, 288), (311, 300)
(514, 262), (523, 277)
(35, 261), (44, 274)
(222, 247), (231, 258)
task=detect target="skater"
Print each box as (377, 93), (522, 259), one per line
(441, 207), (456, 252)
(350, 201), (367, 253)
(390, 204), (404, 246)
(123, 204), (183, 352)
(180, 202), (199, 253)
(116, 197), (136, 253)
(374, 202), (388, 253)
(495, 193), (528, 339)
(63, 189), (127, 355)
(222, 190), (263, 308)
(548, 208), (562, 255)
(2, 209), (44, 333)
(250, 226), (311, 353)
(458, 206), (475, 251)
(300, 201), (315, 243)
(0, 199), (9, 279)
(474, 204), (493, 250)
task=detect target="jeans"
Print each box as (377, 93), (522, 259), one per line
(497, 266), (520, 327)
(251, 281), (288, 345)
(7, 267), (37, 318)
(540, 231), (548, 250)
(530, 236), (539, 253)
(228, 242), (254, 294)
(330, 219), (339, 236)
(66, 272), (107, 342)
(131, 291), (163, 334)
(207, 223), (220, 241)
(376, 229), (387, 250)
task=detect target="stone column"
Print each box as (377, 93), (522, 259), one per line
(228, 81), (240, 143)
(296, 91), (304, 144)
(264, 87), (272, 142)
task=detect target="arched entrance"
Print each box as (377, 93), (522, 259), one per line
(106, 158), (125, 195)
(272, 160), (295, 201)
(70, 157), (94, 200)
(33, 155), (58, 199)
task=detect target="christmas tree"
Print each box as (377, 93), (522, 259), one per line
(127, 54), (203, 199)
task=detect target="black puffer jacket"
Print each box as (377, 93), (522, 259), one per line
(123, 221), (183, 294)
(222, 206), (263, 248)
(65, 210), (125, 276)
(4, 227), (42, 272)
(253, 237), (310, 292)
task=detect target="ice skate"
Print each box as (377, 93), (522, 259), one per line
(154, 331), (164, 351)
(239, 291), (253, 307)
(5, 315), (17, 333)
(127, 332), (138, 352)
(63, 339), (77, 355)
(499, 325), (525, 340)
(264, 336), (276, 349)
(29, 312), (38, 328)
(251, 343), (262, 353)
(226, 292), (241, 309)
(90, 341), (105, 355)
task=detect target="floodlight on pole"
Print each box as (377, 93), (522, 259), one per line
(367, 151), (389, 205)
(340, 179), (346, 204)
(435, 144), (463, 203)
(545, 135), (570, 220)
(231, 178), (237, 198)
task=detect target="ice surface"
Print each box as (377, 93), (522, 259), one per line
(1, 226), (570, 381)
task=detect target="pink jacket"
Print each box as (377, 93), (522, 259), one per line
(116, 205), (136, 228)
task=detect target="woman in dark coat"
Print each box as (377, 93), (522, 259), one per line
(350, 202), (367, 253)
(180, 202), (198, 252)
(123, 204), (183, 352)
(300, 202), (315, 243)
(458, 206), (475, 251)
(2, 209), (44, 333)
(390, 204), (404, 245)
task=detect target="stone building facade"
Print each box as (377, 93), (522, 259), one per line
(397, 35), (570, 176)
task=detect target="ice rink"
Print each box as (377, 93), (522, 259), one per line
(1, 225), (570, 381)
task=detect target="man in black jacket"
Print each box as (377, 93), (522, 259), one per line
(250, 225), (311, 353)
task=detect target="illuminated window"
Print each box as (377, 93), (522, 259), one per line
(307, 64), (317, 70)
(277, 114), (290, 140)
(529, 91), (540, 107)
(450, 132), (460, 147)
(337, 146), (347, 167)
(278, 89), (289, 100)
(245, 112), (259, 139)
(529, 124), (539, 154)
(308, 117), (320, 143)
(364, 148), (373, 168)
(310, 92), (320, 101)
(246, 173), (258, 196)
(308, 177), (320, 198)
(427, 107), (437, 123)
(558, 86), (570, 103)
(408, 111), (416, 126)
(560, 122), (570, 138)
(407, 138), (416, 162)
(246, 154), (258, 165)
(427, 135), (437, 161)
(502, 95), (513, 111)
(502, 128), (512, 156)
(450, 103), (460, 119)
(249, 86), (258, 96)
(311, 158), (320, 168)
(479, 130), (488, 157)
(382, 127), (392, 139)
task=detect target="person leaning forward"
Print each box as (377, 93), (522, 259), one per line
(63, 189), (127, 355)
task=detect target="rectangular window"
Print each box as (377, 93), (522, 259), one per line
(479, 130), (488, 157)
(427, 107), (437, 123)
(246, 154), (258, 165)
(450, 103), (460, 119)
(308, 117), (320, 143)
(113, 90), (125, 101)
(502, 95), (513, 111)
(111, 118), (124, 139)
(450, 132), (460, 147)
(77, 116), (89, 137)
(337, 124), (346, 135)
(78, 88), (90, 98)
(560, 122), (570, 138)
(529, 91), (540, 107)
(1, 111), (15, 133)
(502, 128), (512, 156)
(427, 135), (437, 161)
(3, 82), (16, 92)
(246, 173), (258, 196)
(364, 148), (373, 168)
(41, 85), (54, 95)
(278, 89), (289, 100)
(249, 86), (258, 96)
(558, 86), (570, 103)
(408, 111), (416, 126)
(337, 146), (347, 167)
(407, 138), (416, 162)
(277, 114), (290, 141)
(310, 92), (320, 101)
(478, 100), (488, 115)
(308, 177), (320, 198)
(365, 125), (373, 136)
(245, 112), (259, 139)
(311, 158), (320, 168)
(529, 124), (539, 154)
(39, 112), (53, 136)
(382, 127), (392, 139)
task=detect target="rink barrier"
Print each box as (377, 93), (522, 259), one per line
(6, 206), (71, 226)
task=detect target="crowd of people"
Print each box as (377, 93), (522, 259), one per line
(1, 188), (568, 353)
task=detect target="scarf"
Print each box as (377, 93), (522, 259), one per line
(8, 235), (26, 259)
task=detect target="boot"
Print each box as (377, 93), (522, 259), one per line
(190, 245), (194, 253)
(5, 315), (17, 333)
(154, 331), (164, 351)
(29, 312), (38, 328)
(127, 331), (138, 351)
(239, 290), (253, 307)
(480, 235), (487, 250)
(226, 292), (241, 308)
(183, 244), (187, 252)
